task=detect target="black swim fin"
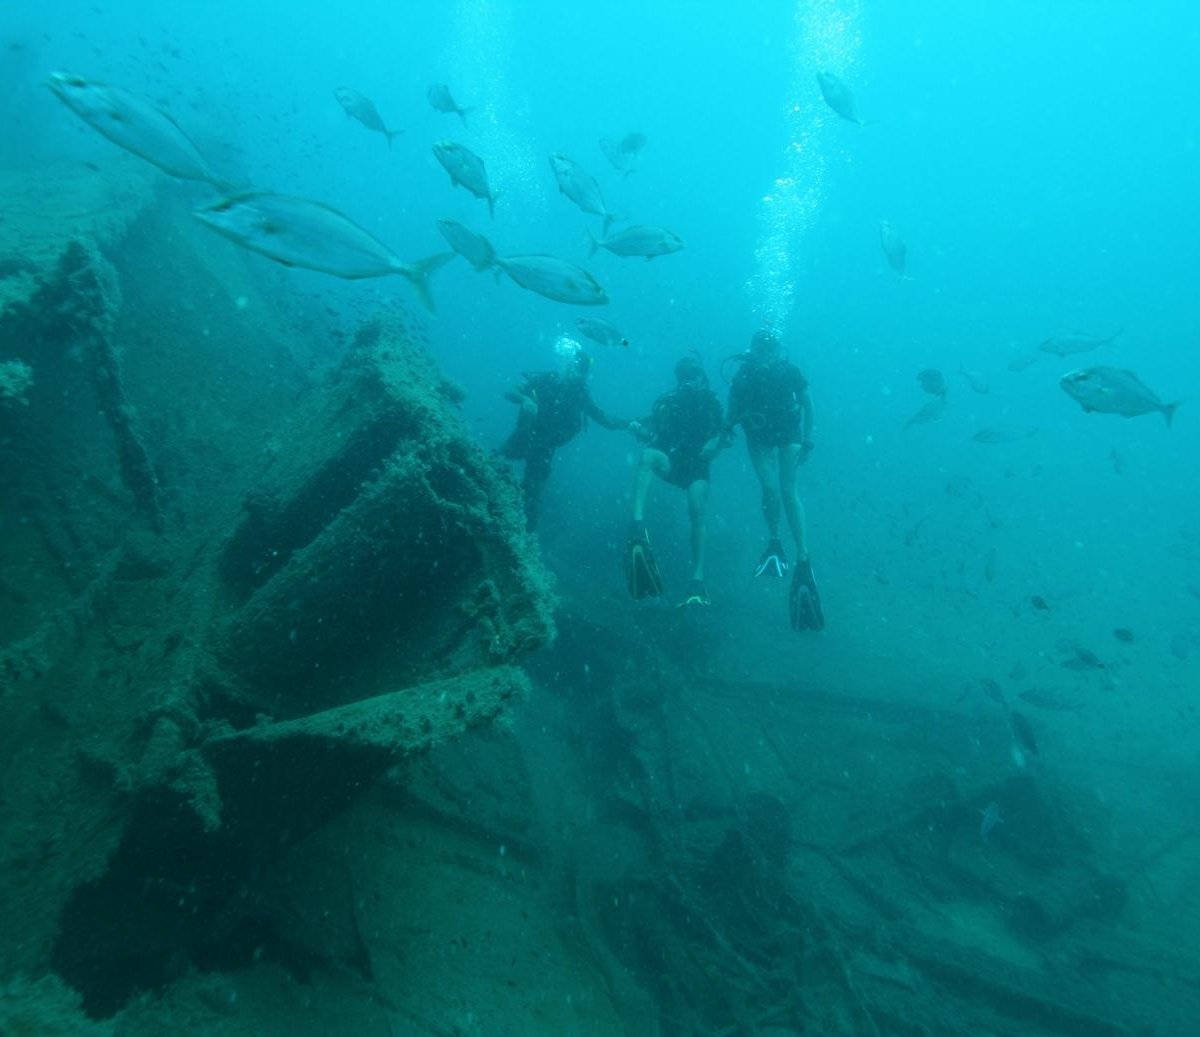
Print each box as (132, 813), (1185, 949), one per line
(625, 528), (664, 600)
(790, 559), (825, 631)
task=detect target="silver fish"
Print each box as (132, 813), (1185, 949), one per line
(817, 71), (866, 125)
(599, 137), (636, 176)
(587, 225), (683, 260)
(880, 220), (907, 276)
(432, 140), (498, 219)
(494, 255), (608, 306)
(427, 83), (471, 126)
(980, 801), (1003, 843)
(978, 678), (1007, 707)
(576, 316), (629, 348)
(48, 70), (222, 184)
(1062, 646), (1105, 671)
(620, 132), (647, 155)
(334, 87), (402, 148)
(1060, 366), (1180, 427)
(549, 153), (619, 231)
(1038, 330), (1120, 356)
(918, 368), (946, 396)
(973, 426), (1038, 444)
(193, 192), (454, 311)
(436, 219), (496, 272)
(959, 365), (989, 393)
(904, 395), (946, 428)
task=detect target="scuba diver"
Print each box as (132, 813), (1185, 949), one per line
(500, 343), (628, 530)
(625, 355), (727, 607)
(724, 329), (824, 631)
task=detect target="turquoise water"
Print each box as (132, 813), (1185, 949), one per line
(3, 1), (1199, 1032)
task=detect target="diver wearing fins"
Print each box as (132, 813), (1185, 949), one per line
(724, 329), (824, 631)
(625, 355), (727, 607)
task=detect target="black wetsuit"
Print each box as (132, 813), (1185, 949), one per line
(501, 371), (622, 526)
(727, 358), (809, 447)
(643, 385), (724, 488)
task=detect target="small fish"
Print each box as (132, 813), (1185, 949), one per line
(1010, 710), (1039, 757)
(879, 220), (907, 276)
(973, 427), (1037, 444)
(817, 71), (867, 125)
(1112, 628), (1134, 643)
(494, 254), (608, 306)
(587, 225), (683, 260)
(597, 133), (646, 176)
(193, 192), (454, 311)
(1030, 595), (1050, 611)
(427, 83), (471, 126)
(980, 801), (1003, 844)
(918, 369), (946, 396)
(1019, 688), (1084, 711)
(48, 70), (223, 185)
(432, 140), (499, 219)
(1062, 646), (1105, 671)
(959, 365), (989, 394)
(1109, 446), (1126, 475)
(1038, 330), (1120, 357)
(599, 137), (635, 176)
(549, 153), (619, 231)
(576, 316), (629, 348)
(978, 678), (1007, 707)
(1007, 351), (1041, 372)
(334, 86), (402, 148)
(1060, 366), (1180, 427)
(436, 218), (496, 271)
(904, 394), (946, 429)
(620, 132), (647, 155)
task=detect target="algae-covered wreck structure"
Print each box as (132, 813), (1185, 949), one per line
(0, 163), (563, 1031)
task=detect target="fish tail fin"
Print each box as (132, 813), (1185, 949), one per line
(458, 107), (472, 128)
(386, 129), (404, 150)
(1164, 401), (1180, 428)
(602, 213), (623, 236)
(586, 228), (599, 257)
(487, 190), (500, 220)
(399, 251), (456, 313)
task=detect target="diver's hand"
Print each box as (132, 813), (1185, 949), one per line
(627, 420), (649, 441)
(699, 434), (725, 462)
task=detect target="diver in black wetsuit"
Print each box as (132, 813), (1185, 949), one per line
(500, 349), (627, 530)
(725, 329), (824, 631)
(625, 355), (727, 607)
